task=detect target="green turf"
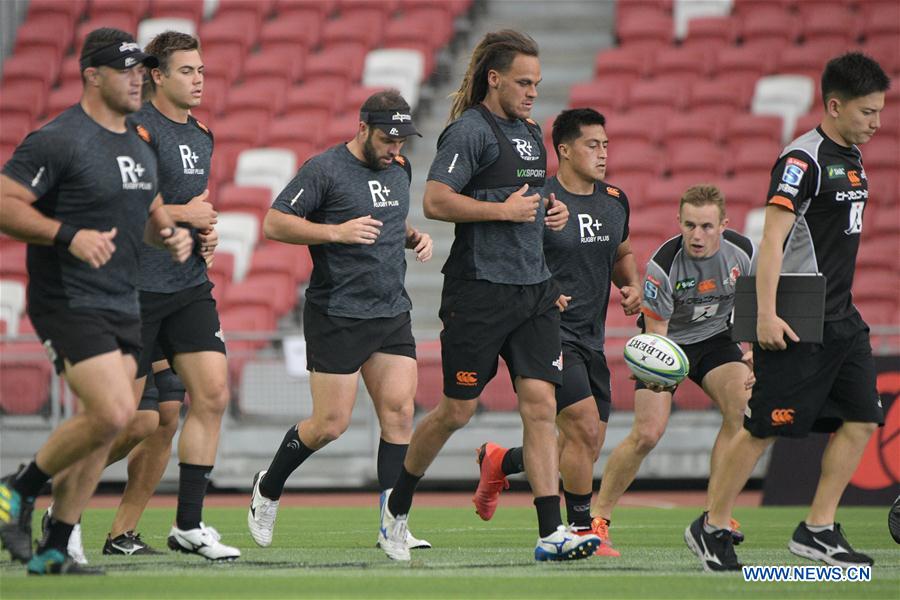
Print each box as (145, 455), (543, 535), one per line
(1, 504), (897, 599)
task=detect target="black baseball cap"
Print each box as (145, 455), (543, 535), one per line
(80, 40), (159, 71)
(360, 110), (422, 138)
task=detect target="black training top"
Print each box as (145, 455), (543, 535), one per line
(3, 104), (159, 316)
(766, 127), (869, 321)
(543, 177), (630, 351)
(427, 105), (550, 285)
(271, 144), (412, 319)
(128, 102), (213, 293)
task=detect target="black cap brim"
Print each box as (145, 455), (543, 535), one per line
(106, 51), (158, 70)
(374, 122), (422, 138)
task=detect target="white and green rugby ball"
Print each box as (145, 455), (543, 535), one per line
(623, 333), (690, 387)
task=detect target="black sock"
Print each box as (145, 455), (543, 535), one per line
(387, 466), (421, 517)
(377, 439), (408, 492)
(564, 490), (593, 529)
(12, 460), (50, 500)
(534, 495), (563, 538)
(37, 516), (74, 554)
(259, 425), (315, 500)
(501, 446), (525, 476)
(175, 463), (212, 531)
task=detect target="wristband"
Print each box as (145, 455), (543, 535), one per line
(54, 223), (80, 248)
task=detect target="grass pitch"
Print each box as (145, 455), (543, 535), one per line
(1, 503), (897, 599)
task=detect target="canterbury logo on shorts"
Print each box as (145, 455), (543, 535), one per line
(456, 371), (478, 386)
(770, 408), (796, 426)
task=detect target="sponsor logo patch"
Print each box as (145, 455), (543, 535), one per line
(771, 408), (795, 426)
(847, 170), (862, 187)
(826, 164), (846, 178)
(698, 279), (716, 293)
(644, 280), (658, 300)
(786, 157), (808, 170)
(606, 186), (620, 197)
(456, 371), (478, 386)
(777, 182), (799, 196)
(675, 278), (696, 291)
(781, 164), (804, 186)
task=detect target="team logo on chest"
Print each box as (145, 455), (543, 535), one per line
(512, 138), (540, 161)
(368, 180), (398, 208)
(577, 213), (609, 243)
(116, 156), (152, 190)
(178, 144), (205, 175)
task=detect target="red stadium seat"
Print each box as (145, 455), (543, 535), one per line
(604, 175), (646, 203)
(385, 8), (454, 52)
(648, 46), (712, 83)
(242, 47), (306, 89)
(0, 359), (52, 415)
(230, 272), (296, 316)
(857, 236), (900, 271)
(730, 140), (782, 178)
(200, 13), (259, 56)
(478, 359), (518, 412)
(267, 113), (329, 149)
(27, 0), (87, 22)
(662, 112), (727, 145)
(689, 78), (753, 113)
(0, 144), (14, 166)
(607, 351), (636, 411)
(14, 13), (74, 58)
(567, 80), (627, 114)
(305, 43), (367, 83)
(88, 0), (149, 21)
(322, 8), (385, 50)
(775, 40), (848, 75)
(251, 243), (313, 284)
(150, 0), (204, 23)
(711, 44), (779, 79)
(199, 75), (228, 116)
(791, 112), (821, 139)
(627, 79), (688, 112)
(259, 8), (323, 51)
(210, 141), (250, 187)
(594, 46), (651, 82)
(2, 50), (60, 92)
(733, 0), (793, 15)
(76, 15), (138, 52)
(284, 78), (350, 119)
(216, 0), (275, 20)
(414, 339), (442, 410)
(666, 141), (727, 178)
(853, 269), (899, 304)
(860, 136), (900, 171)
(673, 380), (714, 411)
(799, 4), (860, 44)
(0, 80), (47, 122)
(217, 184), (272, 229)
(607, 140), (665, 178)
(861, 3), (900, 47)
(738, 7), (800, 45)
(58, 56), (82, 87)
(207, 251), (235, 284)
(718, 175), (770, 211)
(617, 9), (674, 47)
(226, 78), (289, 123)
(725, 114), (784, 147)
(275, 0), (338, 20)
(681, 15), (739, 50)
(0, 115), (32, 148)
(321, 113), (362, 148)
(0, 243), (28, 286)
(219, 304), (276, 335)
(212, 114), (266, 147)
(605, 113), (662, 145)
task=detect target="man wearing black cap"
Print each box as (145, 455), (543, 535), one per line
(247, 90), (433, 550)
(0, 27), (193, 575)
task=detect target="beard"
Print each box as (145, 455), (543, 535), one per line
(363, 131), (391, 170)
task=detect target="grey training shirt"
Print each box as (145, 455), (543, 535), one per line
(129, 102), (212, 293)
(427, 107), (551, 285)
(2, 104), (159, 316)
(271, 144), (412, 318)
(642, 230), (757, 345)
(543, 177), (630, 351)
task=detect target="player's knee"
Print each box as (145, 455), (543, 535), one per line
(632, 426), (664, 455)
(192, 378), (230, 416)
(155, 368), (186, 403)
(156, 406), (180, 441)
(128, 410), (159, 441)
(567, 418), (601, 459)
(437, 398), (476, 430)
(93, 402), (137, 439)
(310, 415), (351, 445)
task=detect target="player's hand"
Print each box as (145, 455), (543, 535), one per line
(742, 349), (755, 389)
(502, 183), (541, 223)
(544, 193), (568, 231)
(335, 215), (382, 245)
(198, 227), (218, 267)
(757, 313), (799, 350)
(184, 189), (217, 230)
(619, 285), (641, 315)
(406, 228), (433, 262)
(161, 226), (194, 263)
(628, 373), (676, 393)
(556, 294), (572, 312)
(69, 227), (117, 269)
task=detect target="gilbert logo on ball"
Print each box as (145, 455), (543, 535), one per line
(623, 333), (690, 387)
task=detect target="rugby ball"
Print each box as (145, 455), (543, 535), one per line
(623, 333), (690, 387)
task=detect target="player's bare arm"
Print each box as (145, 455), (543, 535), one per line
(424, 180), (538, 223)
(405, 223), (433, 262)
(756, 205), (800, 351)
(146, 194), (193, 263)
(1, 174), (118, 269)
(612, 238), (641, 315)
(164, 189), (216, 230)
(264, 207), (383, 246)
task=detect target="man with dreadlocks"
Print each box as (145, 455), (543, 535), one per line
(378, 29), (601, 563)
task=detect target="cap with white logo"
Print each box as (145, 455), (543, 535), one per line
(360, 110), (422, 138)
(80, 39), (159, 71)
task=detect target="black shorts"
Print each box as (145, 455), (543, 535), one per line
(137, 281), (225, 377)
(440, 277), (562, 400)
(635, 330), (743, 393)
(558, 341), (611, 422)
(303, 303), (416, 374)
(29, 309), (142, 375)
(744, 314), (883, 438)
